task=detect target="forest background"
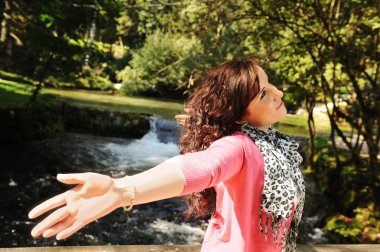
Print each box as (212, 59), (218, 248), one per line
(0, 0), (379, 245)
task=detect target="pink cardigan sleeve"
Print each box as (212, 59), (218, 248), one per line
(172, 133), (248, 195)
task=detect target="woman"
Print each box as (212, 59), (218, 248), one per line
(28, 58), (305, 252)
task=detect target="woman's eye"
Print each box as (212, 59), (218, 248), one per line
(260, 90), (266, 99)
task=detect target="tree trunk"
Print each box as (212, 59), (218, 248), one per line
(305, 88), (317, 173)
(0, 0), (9, 43)
(29, 52), (52, 103)
(1, 0), (11, 70)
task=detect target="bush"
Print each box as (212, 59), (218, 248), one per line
(118, 30), (203, 98)
(325, 204), (380, 243)
(75, 65), (114, 91)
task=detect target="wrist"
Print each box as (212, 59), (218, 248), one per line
(113, 176), (136, 210)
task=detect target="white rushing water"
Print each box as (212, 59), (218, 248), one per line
(147, 219), (205, 244)
(97, 117), (179, 171)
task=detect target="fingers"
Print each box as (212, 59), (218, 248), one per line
(56, 221), (85, 240)
(174, 114), (188, 120)
(31, 207), (69, 237)
(28, 192), (66, 219)
(175, 114), (190, 125)
(42, 216), (75, 238)
(57, 173), (89, 185)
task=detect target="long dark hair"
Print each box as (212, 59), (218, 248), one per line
(179, 58), (262, 218)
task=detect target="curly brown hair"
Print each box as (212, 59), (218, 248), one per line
(179, 58), (262, 218)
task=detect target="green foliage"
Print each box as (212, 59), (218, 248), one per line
(325, 204), (380, 243)
(314, 136), (330, 150)
(116, 0), (185, 46)
(313, 142), (376, 217)
(0, 0), (128, 87)
(44, 75), (76, 89)
(118, 30), (202, 98)
(75, 65), (114, 91)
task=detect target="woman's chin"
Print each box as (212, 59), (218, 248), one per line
(280, 106), (287, 119)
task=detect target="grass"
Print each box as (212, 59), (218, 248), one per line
(0, 77), (337, 137)
(277, 114), (331, 137)
(44, 88), (184, 119)
(0, 78), (184, 119)
(0, 78), (40, 107)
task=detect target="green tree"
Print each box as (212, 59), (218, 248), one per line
(118, 30), (202, 98)
(249, 0), (379, 211)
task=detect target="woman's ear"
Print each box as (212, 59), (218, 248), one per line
(235, 115), (246, 125)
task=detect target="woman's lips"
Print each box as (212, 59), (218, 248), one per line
(276, 101), (284, 110)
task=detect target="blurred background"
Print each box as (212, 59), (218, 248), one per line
(0, 0), (378, 248)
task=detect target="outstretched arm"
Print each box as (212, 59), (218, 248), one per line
(28, 158), (185, 240)
(28, 132), (247, 241)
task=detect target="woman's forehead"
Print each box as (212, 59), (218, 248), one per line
(257, 67), (268, 82)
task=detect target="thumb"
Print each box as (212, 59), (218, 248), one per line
(57, 173), (87, 185)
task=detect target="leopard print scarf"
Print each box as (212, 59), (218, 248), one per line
(241, 124), (305, 252)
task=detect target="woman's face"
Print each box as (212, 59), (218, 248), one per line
(240, 66), (287, 131)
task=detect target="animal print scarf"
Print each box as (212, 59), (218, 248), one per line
(240, 124), (305, 252)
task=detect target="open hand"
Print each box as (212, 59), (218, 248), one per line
(28, 172), (125, 240)
(175, 108), (190, 125)
(175, 114), (190, 125)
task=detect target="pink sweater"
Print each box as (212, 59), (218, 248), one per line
(173, 132), (286, 252)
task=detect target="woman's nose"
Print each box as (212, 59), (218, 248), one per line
(273, 86), (283, 100)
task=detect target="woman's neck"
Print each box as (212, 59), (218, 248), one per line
(257, 126), (270, 132)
